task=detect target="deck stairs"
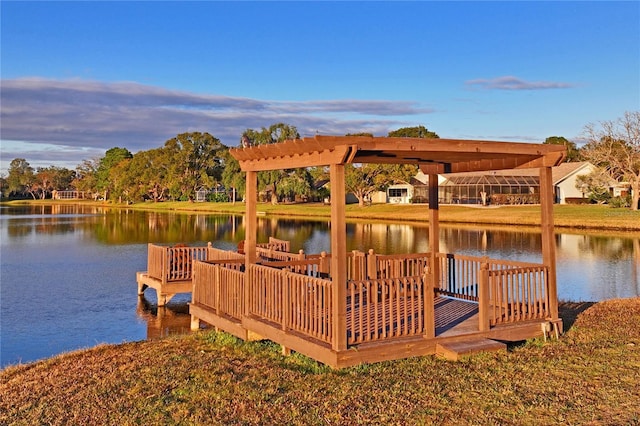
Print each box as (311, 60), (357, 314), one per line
(436, 338), (507, 361)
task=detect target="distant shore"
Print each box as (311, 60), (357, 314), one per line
(4, 199), (640, 232)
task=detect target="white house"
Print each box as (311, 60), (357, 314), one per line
(551, 161), (599, 203)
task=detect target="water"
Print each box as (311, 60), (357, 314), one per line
(1, 204), (638, 367)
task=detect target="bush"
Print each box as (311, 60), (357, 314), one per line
(608, 195), (631, 208)
(207, 192), (229, 203)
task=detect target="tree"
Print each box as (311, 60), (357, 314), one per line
(242, 123), (301, 204)
(96, 147), (133, 199)
(277, 168), (313, 201)
(345, 163), (388, 207)
(0, 174), (7, 199)
(74, 159), (99, 197)
(581, 111), (640, 210)
(33, 166), (75, 199)
(221, 150), (245, 201)
(163, 132), (226, 201)
(7, 158), (36, 198)
(544, 136), (581, 162)
(388, 125), (439, 139)
(575, 172), (612, 204)
(341, 127), (440, 207)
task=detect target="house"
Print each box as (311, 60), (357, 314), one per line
(551, 161), (599, 204)
(386, 171), (447, 204)
(388, 162), (599, 205)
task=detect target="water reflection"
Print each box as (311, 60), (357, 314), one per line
(1, 204), (638, 366)
(136, 298), (192, 340)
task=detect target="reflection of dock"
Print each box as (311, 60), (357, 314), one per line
(136, 298), (192, 340)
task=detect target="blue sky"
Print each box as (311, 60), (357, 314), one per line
(1, 1), (638, 173)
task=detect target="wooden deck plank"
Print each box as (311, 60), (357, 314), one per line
(436, 338), (507, 361)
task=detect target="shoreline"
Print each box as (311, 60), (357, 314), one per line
(4, 199), (640, 233)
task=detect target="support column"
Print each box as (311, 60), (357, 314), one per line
(426, 174), (440, 337)
(540, 166), (559, 321)
(330, 164), (347, 351)
(245, 170), (258, 265)
(244, 170), (258, 316)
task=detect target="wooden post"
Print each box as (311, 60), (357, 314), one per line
(214, 265), (221, 315)
(367, 249), (377, 279)
(319, 251), (328, 275)
(428, 174), (440, 294)
(330, 163), (347, 352)
(540, 166), (559, 321)
(423, 266), (435, 338)
(244, 170), (258, 317)
(478, 261), (490, 331)
(190, 314), (200, 331)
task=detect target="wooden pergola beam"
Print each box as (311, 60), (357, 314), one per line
(231, 135), (566, 173)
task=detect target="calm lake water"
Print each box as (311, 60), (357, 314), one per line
(1, 204), (638, 367)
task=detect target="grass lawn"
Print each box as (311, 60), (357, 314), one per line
(1, 298), (639, 425)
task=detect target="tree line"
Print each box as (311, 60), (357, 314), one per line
(2, 112), (638, 210)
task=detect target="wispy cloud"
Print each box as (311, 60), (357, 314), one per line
(0, 78), (428, 158)
(465, 76), (574, 91)
(0, 78), (435, 172)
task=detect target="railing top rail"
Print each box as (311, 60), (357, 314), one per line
(200, 258), (246, 265)
(348, 275), (424, 285)
(488, 265), (548, 276)
(435, 252), (544, 268)
(260, 258), (322, 268)
(306, 253), (331, 259)
(374, 252), (431, 259)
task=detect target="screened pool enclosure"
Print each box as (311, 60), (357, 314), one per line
(439, 172), (540, 205)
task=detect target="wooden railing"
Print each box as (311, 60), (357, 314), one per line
(190, 247), (551, 348)
(257, 237), (290, 253)
(435, 253), (550, 330)
(347, 250), (430, 281)
(373, 252), (430, 279)
(347, 276), (426, 345)
(435, 254), (542, 301)
(147, 243), (210, 283)
(486, 265), (549, 326)
(207, 246), (245, 262)
(248, 264), (333, 344)
(261, 253), (330, 277)
(256, 246), (304, 262)
(192, 260), (245, 320)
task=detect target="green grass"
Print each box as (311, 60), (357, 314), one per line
(8, 199), (639, 232)
(2, 299), (639, 425)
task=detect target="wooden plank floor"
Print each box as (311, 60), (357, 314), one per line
(434, 296), (480, 337)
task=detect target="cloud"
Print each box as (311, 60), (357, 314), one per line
(0, 78), (428, 155)
(465, 76), (574, 91)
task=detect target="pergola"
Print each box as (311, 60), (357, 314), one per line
(229, 135), (566, 358)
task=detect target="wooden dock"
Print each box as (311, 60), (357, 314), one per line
(189, 248), (558, 368)
(141, 135), (566, 367)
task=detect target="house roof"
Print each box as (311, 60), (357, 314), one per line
(230, 135), (566, 174)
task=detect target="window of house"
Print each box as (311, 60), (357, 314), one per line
(388, 188), (406, 197)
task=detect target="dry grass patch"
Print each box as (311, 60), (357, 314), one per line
(2, 299), (639, 425)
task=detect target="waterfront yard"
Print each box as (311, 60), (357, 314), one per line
(2, 298), (639, 425)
